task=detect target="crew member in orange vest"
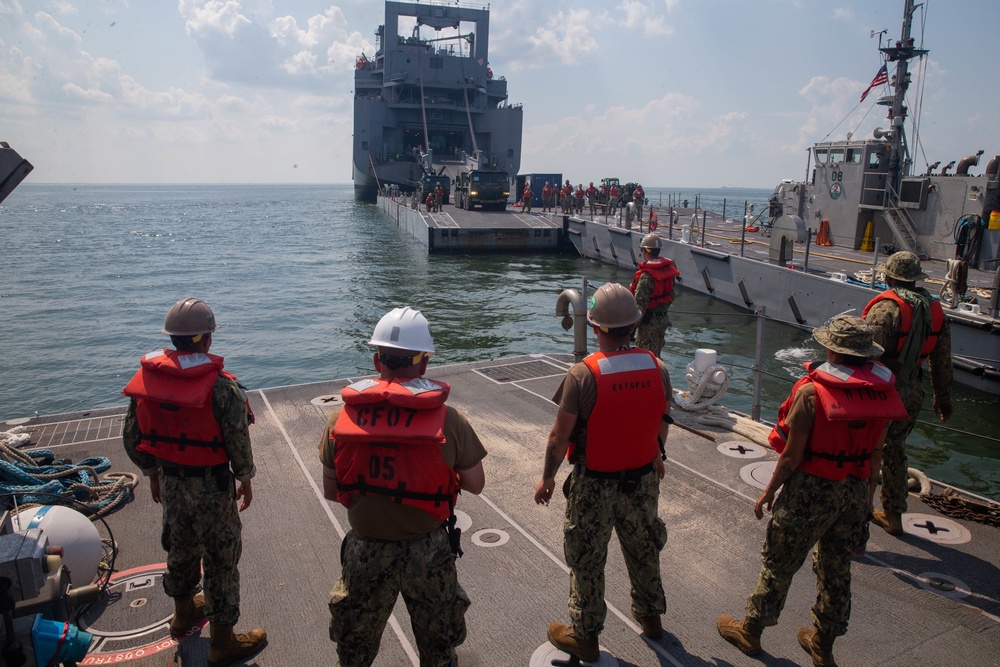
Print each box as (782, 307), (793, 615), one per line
(523, 183), (533, 213)
(586, 182), (597, 216)
(122, 297), (266, 667)
(542, 181), (554, 212)
(862, 251), (952, 536)
(535, 283), (672, 663)
(629, 233), (680, 358)
(718, 315), (906, 666)
(321, 307), (487, 666)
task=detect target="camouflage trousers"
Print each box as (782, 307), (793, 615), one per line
(564, 466), (667, 638)
(745, 471), (867, 637)
(635, 310), (671, 358)
(880, 382), (926, 515)
(328, 528), (470, 667)
(160, 472), (242, 626)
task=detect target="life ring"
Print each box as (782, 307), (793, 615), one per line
(649, 212), (658, 231)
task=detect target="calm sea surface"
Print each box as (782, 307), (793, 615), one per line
(1, 183), (997, 500)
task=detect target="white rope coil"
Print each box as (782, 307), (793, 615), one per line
(695, 406), (773, 447)
(673, 363), (729, 412)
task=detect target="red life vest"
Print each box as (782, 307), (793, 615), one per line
(586, 186), (596, 197)
(574, 187), (584, 198)
(629, 258), (681, 309)
(634, 187), (644, 201)
(332, 378), (458, 521)
(543, 185), (553, 195)
(861, 289), (945, 364)
(610, 186), (620, 198)
(561, 185), (571, 197)
(768, 361), (907, 480)
(122, 349), (244, 466)
(570, 349), (666, 472)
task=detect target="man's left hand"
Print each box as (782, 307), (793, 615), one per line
(534, 478), (555, 506)
(933, 397), (953, 423)
(236, 479), (253, 511)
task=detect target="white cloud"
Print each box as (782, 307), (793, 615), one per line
(619, 0), (674, 36)
(518, 10), (599, 68)
(832, 7), (854, 21)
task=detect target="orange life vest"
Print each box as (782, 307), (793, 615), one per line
(543, 185), (553, 195)
(768, 361), (907, 480)
(571, 349), (666, 472)
(629, 258), (681, 309)
(861, 289), (945, 364)
(332, 378), (458, 521)
(122, 349), (247, 466)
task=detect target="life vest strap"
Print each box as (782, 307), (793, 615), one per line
(140, 430), (224, 450)
(804, 449), (871, 467)
(339, 477), (451, 507)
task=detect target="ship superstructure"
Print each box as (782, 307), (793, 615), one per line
(353, 1), (523, 202)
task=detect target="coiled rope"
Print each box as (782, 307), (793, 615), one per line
(695, 406), (773, 446)
(673, 363), (730, 412)
(0, 426), (137, 519)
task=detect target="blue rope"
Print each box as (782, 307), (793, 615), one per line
(0, 449), (127, 513)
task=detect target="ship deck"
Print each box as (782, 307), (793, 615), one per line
(10, 354), (1000, 666)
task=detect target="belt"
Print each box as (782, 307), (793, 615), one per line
(160, 463), (230, 479)
(579, 462), (654, 480)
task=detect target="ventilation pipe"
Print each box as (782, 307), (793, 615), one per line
(956, 150), (985, 176)
(556, 280), (589, 362)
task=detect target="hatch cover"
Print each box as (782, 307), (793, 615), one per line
(475, 359), (566, 383)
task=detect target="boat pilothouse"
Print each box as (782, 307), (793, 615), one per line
(770, 0), (1000, 269)
(353, 1), (523, 202)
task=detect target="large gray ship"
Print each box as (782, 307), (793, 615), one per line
(352, 1), (523, 202)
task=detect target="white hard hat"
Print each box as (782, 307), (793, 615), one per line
(369, 307), (435, 354)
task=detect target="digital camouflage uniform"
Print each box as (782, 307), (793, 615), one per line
(746, 471), (868, 637)
(633, 272), (672, 358)
(864, 286), (953, 515)
(564, 466), (667, 637)
(123, 373), (255, 626)
(328, 529), (469, 667)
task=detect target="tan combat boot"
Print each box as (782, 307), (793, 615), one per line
(872, 509), (904, 536)
(547, 622), (599, 663)
(168, 593), (205, 638)
(207, 623), (267, 667)
(716, 614), (763, 655)
(797, 626), (837, 667)
(631, 610), (663, 639)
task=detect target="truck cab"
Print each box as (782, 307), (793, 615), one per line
(454, 170), (510, 211)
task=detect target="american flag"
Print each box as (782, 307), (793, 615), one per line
(860, 64), (888, 102)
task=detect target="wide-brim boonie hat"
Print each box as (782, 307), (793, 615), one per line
(876, 250), (926, 281)
(812, 314), (884, 357)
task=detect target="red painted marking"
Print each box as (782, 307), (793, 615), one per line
(79, 563), (209, 664)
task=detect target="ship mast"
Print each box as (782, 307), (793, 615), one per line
(880, 0), (927, 196)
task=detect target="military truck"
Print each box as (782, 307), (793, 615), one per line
(420, 174), (451, 206)
(454, 170), (510, 211)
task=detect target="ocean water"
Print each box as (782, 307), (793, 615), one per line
(1, 183), (997, 500)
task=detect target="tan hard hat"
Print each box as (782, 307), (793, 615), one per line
(640, 233), (661, 250)
(162, 297), (218, 336)
(587, 283), (642, 329)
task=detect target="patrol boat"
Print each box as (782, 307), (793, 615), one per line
(352, 1), (523, 202)
(765, 0), (1000, 388)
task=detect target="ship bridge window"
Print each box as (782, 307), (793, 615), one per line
(829, 149), (845, 164)
(815, 149), (828, 165)
(847, 148), (862, 164)
(868, 150), (883, 170)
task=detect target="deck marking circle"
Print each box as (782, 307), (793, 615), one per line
(471, 529), (509, 548)
(454, 509), (472, 533)
(310, 394), (343, 407)
(717, 440), (767, 459)
(916, 572), (971, 600)
(902, 513), (971, 544)
(77, 562), (208, 664)
(4, 417), (30, 426)
(740, 462), (776, 490)
(529, 643), (618, 666)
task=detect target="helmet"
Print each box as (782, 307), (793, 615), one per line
(587, 283), (642, 329)
(640, 233), (661, 250)
(369, 306), (435, 354)
(162, 298), (218, 336)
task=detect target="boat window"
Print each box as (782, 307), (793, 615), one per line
(815, 149), (828, 165)
(847, 148), (862, 164)
(868, 150), (882, 170)
(829, 149), (845, 164)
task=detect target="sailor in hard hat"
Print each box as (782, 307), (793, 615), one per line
(628, 232), (681, 358)
(862, 251), (953, 536)
(122, 297), (267, 667)
(535, 283), (672, 663)
(320, 307), (487, 666)
(718, 314), (906, 666)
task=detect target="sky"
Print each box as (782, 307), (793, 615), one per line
(1, 0), (997, 188)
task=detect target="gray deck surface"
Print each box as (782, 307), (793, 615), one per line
(12, 354), (1000, 666)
